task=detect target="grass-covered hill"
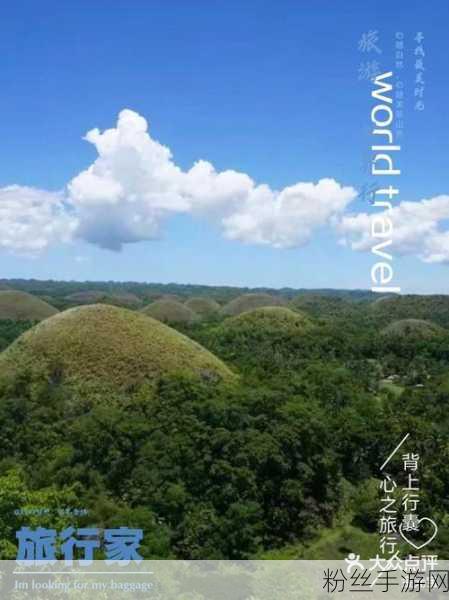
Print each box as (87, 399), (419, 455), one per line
(66, 290), (142, 308)
(184, 297), (221, 318)
(370, 294), (449, 328)
(0, 304), (234, 391)
(0, 278), (380, 305)
(65, 290), (106, 303)
(141, 299), (198, 324)
(2, 281), (449, 561)
(109, 293), (142, 307)
(289, 293), (360, 320)
(0, 290), (58, 321)
(204, 307), (314, 371)
(224, 306), (313, 334)
(381, 318), (444, 339)
(155, 293), (183, 302)
(222, 293), (286, 316)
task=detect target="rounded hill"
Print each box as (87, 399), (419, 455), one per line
(370, 295), (449, 328)
(0, 291), (58, 321)
(222, 293), (285, 317)
(66, 291), (105, 304)
(370, 294), (397, 306)
(141, 300), (198, 324)
(185, 297), (220, 318)
(289, 294), (355, 320)
(381, 319), (443, 339)
(0, 304), (234, 390)
(225, 306), (313, 333)
(151, 293), (183, 303)
(104, 292), (142, 308)
(66, 291), (142, 308)
(210, 307), (314, 369)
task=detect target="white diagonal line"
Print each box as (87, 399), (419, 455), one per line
(380, 433), (410, 472)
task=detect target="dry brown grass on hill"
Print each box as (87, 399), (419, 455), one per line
(185, 297), (221, 318)
(222, 293), (285, 317)
(0, 304), (235, 391)
(141, 299), (198, 324)
(0, 291), (58, 321)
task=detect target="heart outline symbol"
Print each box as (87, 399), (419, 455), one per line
(399, 517), (438, 550)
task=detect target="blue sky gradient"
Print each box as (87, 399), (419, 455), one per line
(1, 1), (448, 292)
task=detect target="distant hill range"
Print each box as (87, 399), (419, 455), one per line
(0, 279), (392, 305)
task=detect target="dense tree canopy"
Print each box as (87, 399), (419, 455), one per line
(0, 285), (448, 559)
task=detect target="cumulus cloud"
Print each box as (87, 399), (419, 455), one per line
(66, 109), (356, 250)
(0, 185), (77, 255)
(6, 110), (449, 265)
(0, 109), (359, 254)
(338, 195), (449, 264)
(223, 179), (356, 248)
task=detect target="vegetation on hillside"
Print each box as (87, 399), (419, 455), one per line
(0, 320), (34, 352)
(289, 294), (360, 320)
(184, 297), (221, 318)
(0, 304), (234, 392)
(66, 290), (142, 308)
(0, 291), (58, 321)
(204, 307), (314, 372)
(0, 283), (449, 560)
(222, 293), (286, 317)
(381, 318), (443, 339)
(141, 299), (199, 325)
(370, 294), (449, 328)
(0, 278), (381, 304)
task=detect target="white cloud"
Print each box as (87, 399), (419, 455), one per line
(0, 185), (77, 255)
(0, 109), (372, 255)
(6, 110), (449, 266)
(338, 195), (449, 264)
(66, 109), (357, 250)
(223, 179), (356, 248)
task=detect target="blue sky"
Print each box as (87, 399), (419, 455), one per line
(1, 1), (448, 292)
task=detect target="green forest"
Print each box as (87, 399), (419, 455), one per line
(0, 281), (449, 560)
